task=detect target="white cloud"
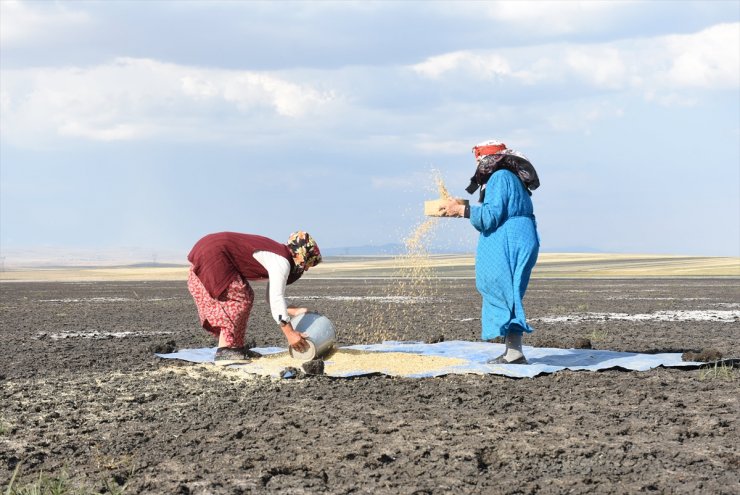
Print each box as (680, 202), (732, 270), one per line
(2, 20), (736, 148)
(564, 47), (627, 90)
(663, 23), (740, 89)
(411, 52), (511, 80)
(0, 0), (91, 44)
(57, 121), (148, 141)
(182, 72), (334, 118)
(412, 45), (629, 88)
(410, 22), (740, 97)
(0, 58), (337, 144)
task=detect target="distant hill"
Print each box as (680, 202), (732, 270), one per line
(124, 262), (188, 268)
(320, 244), (406, 256)
(541, 246), (605, 253)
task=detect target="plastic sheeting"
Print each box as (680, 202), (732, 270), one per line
(156, 340), (707, 379)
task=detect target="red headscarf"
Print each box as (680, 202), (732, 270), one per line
(472, 139), (507, 161)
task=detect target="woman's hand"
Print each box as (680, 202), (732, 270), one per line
(439, 198), (464, 217)
(286, 330), (310, 353)
(281, 322), (310, 352)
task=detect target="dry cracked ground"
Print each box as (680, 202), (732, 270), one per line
(1, 278), (739, 494)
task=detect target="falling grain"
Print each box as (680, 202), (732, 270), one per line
(346, 173), (448, 344)
(434, 169), (451, 199)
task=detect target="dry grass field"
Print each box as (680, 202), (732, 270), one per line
(1, 253), (737, 282)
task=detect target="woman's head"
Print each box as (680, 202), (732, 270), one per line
(287, 231), (322, 273)
(472, 139), (507, 162)
(466, 139), (508, 196)
(467, 139), (539, 199)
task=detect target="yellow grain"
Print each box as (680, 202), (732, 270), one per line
(436, 175), (451, 199)
(248, 349), (467, 377)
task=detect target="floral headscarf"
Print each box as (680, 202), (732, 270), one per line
(287, 231), (322, 274)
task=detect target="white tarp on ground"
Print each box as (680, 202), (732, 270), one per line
(156, 340), (709, 379)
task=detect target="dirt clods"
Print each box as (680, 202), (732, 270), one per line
(302, 359), (325, 375)
(682, 348), (723, 362)
(150, 340), (177, 354)
(573, 337), (592, 349)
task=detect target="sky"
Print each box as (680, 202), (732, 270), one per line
(1, 0), (739, 265)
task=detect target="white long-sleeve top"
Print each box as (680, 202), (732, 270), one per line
(252, 250), (291, 324)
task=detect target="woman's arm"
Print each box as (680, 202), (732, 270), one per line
(469, 172), (510, 233)
(440, 172), (511, 232)
(253, 251), (309, 352)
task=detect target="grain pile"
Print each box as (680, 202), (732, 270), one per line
(243, 349), (467, 377)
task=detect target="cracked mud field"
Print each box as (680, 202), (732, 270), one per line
(1, 278), (739, 494)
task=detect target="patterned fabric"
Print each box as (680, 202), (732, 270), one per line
(469, 169), (540, 340)
(187, 267), (254, 348)
(476, 148), (527, 173)
(286, 231), (322, 276)
(475, 149), (539, 193)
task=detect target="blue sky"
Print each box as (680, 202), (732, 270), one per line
(1, 0), (738, 264)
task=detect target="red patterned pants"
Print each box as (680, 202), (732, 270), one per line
(187, 267), (254, 348)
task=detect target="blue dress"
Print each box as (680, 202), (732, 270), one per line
(469, 169), (539, 340)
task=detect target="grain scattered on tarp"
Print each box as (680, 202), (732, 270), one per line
(245, 348), (467, 377)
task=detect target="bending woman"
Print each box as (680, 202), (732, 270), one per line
(441, 140), (540, 364)
(187, 231), (322, 365)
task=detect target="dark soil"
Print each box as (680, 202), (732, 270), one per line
(682, 349), (724, 362)
(301, 360), (325, 376)
(1, 278), (739, 494)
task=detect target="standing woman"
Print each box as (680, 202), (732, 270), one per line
(440, 140), (540, 364)
(187, 231), (322, 365)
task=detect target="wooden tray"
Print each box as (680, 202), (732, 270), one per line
(424, 198), (469, 217)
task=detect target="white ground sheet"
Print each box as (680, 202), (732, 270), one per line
(156, 340), (709, 379)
